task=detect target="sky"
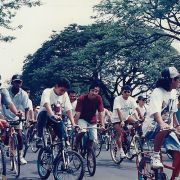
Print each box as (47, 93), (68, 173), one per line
(0, 0), (101, 83)
(0, 0), (179, 83)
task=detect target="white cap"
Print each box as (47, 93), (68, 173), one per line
(169, 67), (180, 78)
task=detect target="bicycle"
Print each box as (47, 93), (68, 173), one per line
(74, 126), (103, 176)
(96, 121), (113, 157)
(4, 118), (26, 178)
(110, 120), (143, 164)
(137, 128), (180, 180)
(23, 121), (39, 157)
(37, 117), (84, 180)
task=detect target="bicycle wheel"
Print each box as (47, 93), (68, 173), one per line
(37, 148), (53, 179)
(127, 136), (143, 160)
(30, 130), (39, 153)
(53, 150), (84, 180)
(105, 135), (110, 151)
(10, 134), (20, 178)
(87, 148), (96, 176)
(138, 156), (155, 180)
(95, 132), (102, 157)
(0, 143), (6, 180)
(110, 138), (122, 164)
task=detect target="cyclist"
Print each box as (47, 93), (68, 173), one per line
(68, 89), (77, 117)
(136, 95), (147, 118)
(22, 87), (35, 123)
(147, 67), (180, 180)
(111, 85), (144, 158)
(74, 81), (105, 150)
(0, 75), (21, 120)
(36, 78), (76, 147)
(2, 74), (29, 164)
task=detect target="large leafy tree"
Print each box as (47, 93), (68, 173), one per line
(94, 0), (180, 41)
(22, 23), (178, 107)
(0, 0), (41, 42)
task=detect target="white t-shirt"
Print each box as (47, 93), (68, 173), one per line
(71, 100), (77, 117)
(147, 88), (177, 128)
(39, 88), (72, 113)
(138, 105), (147, 117)
(28, 99), (33, 111)
(112, 95), (138, 123)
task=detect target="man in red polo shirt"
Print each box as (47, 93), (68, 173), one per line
(74, 81), (105, 149)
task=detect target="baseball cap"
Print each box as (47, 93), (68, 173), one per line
(137, 95), (147, 101)
(161, 67), (180, 79)
(11, 74), (22, 82)
(122, 85), (132, 92)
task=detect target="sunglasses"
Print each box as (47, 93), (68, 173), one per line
(123, 90), (131, 94)
(13, 80), (22, 84)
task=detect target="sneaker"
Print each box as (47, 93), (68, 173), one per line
(151, 154), (163, 169)
(20, 157), (27, 165)
(130, 147), (137, 155)
(36, 137), (43, 148)
(120, 148), (126, 158)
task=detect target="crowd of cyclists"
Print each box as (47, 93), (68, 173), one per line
(0, 66), (180, 180)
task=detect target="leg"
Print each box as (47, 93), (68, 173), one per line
(89, 123), (97, 149)
(37, 111), (47, 138)
(170, 151), (180, 180)
(113, 122), (123, 149)
(154, 130), (169, 152)
(16, 129), (23, 151)
(74, 119), (87, 149)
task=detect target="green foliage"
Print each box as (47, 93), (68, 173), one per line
(94, 0), (180, 41)
(0, 0), (41, 42)
(22, 22), (178, 107)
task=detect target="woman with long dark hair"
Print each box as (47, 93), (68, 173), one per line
(148, 67), (180, 180)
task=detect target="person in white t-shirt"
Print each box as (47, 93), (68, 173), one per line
(36, 78), (76, 147)
(147, 67), (180, 180)
(68, 90), (77, 117)
(136, 96), (147, 118)
(112, 85), (144, 158)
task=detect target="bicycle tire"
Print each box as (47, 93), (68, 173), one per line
(127, 136), (143, 161)
(87, 148), (96, 176)
(105, 136), (110, 151)
(0, 143), (6, 180)
(110, 138), (122, 164)
(53, 150), (85, 180)
(12, 134), (20, 178)
(30, 131), (39, 153)
(95, 132), (102, 157)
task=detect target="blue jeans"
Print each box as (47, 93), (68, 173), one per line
(37, 111), (66, 140)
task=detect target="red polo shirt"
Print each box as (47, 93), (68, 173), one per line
(75, 93), (104, 124)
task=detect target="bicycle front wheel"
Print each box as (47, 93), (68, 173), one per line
(10, 134), (20, 178)
(110, 138), (122, 164)
(37, 148), (53, 179)
(53, 150), (84, 180)
(87, 148), (96, 176)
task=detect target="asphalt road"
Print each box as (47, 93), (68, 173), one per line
(7, 147), (173, 180)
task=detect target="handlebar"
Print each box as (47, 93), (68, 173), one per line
(6, 118), (26, 126)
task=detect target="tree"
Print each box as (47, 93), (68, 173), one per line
(0, 0), (41, 42)
(22, 23), (178, 107)
(94, 0), (180, 41)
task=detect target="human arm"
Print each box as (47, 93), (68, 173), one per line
(66, 110), (76, 126)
